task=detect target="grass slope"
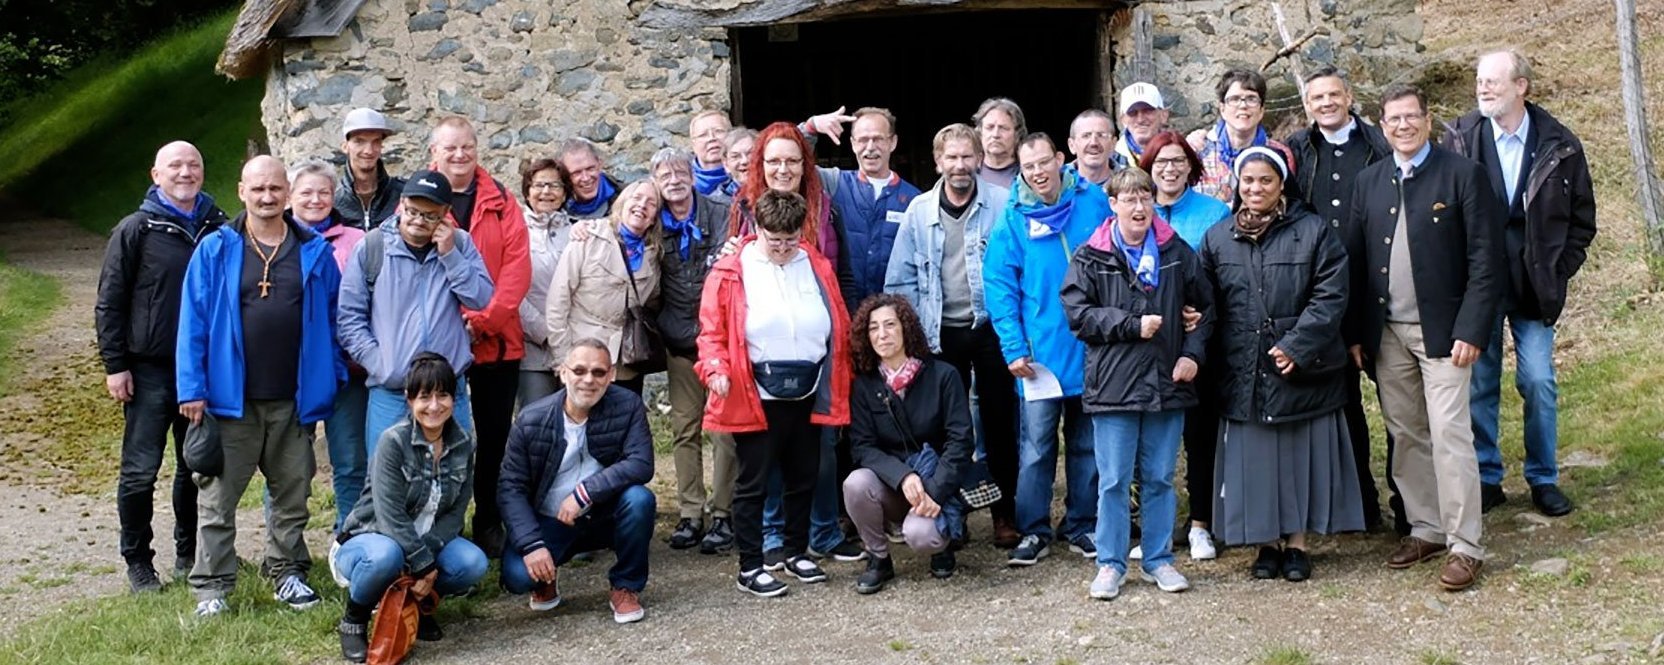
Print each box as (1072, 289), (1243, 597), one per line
(0, 8), (262, 233)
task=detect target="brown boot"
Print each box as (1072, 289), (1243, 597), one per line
(1438, 553), (1483, 591)
(992, 516), (1021, 549)
(1385, 537), (1447, 569)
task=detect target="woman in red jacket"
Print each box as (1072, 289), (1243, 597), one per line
(697, 189), (851, 598)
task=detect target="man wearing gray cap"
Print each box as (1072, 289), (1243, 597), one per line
(1112, 82), (1171, 171)
(336, 108), (406, 230)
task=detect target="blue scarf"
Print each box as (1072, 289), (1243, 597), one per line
(307, 213), (336, 234)
(141, 185), (214, 236)
(1111, 220), (1160, 289)
(566, 176), (616, 218)
(1214, 120), (1268, 171)
(1016, 165), (1083, 239)
(693, 162), (730, 196)
(1123, 128), (1146, 158)
(720, 179), (740, 198)
(659, 199), (702, 261)
(619, 225), (648, 273)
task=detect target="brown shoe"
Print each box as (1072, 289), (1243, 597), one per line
(992, 516), (1021, 549)
(1385, 537), (1448, 569)
(1438, 553), (1483, 591)
(609, 587), (645, 624)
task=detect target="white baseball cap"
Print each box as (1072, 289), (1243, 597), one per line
(342, 108), (394, 139)
(1118, 82), (1166, 115)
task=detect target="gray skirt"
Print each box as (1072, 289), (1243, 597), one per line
(1211, 411), (1366, 546)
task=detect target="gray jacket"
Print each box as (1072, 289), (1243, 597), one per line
(339, 417), (475, 574)
(883, 179), (1009, 351)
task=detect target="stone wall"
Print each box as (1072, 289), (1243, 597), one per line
(259, 0), (1421, 179)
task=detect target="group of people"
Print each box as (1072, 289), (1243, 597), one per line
(94, 45), (1595, 662)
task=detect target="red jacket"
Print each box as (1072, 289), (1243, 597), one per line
(435, 164), (532, 364)
(695, 237), (851, 433)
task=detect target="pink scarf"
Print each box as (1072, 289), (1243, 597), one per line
(880, 357), (924, 398)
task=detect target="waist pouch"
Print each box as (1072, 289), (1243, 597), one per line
(755, 360), (821, 400)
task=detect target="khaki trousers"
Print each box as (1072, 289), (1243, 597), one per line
(667, 352), (737, 521)
(190, 399), (316, 599)
(1376, 323), (1485, 559)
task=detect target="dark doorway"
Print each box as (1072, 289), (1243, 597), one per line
(732, 9), (1105, 187)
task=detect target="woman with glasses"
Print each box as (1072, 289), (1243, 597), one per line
(546, 180), (663, 395)
(1187, 69), (1298, 204)
(696, 189), (851, 598)
(518, 158), (575, 405)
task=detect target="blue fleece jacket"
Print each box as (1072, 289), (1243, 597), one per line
(1155, 187), (1231, 250)
(175, 215), (344, 424)
(982, 167), (1111, 398)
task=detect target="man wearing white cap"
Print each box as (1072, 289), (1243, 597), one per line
(336, 108), (406, 230)
(1112, 82), (1171, 171)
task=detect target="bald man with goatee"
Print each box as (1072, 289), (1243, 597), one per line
(177, 155), (345, 618)
(96, 140), (230, 594)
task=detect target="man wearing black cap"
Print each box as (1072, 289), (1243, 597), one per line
(336, 169), (496, 450)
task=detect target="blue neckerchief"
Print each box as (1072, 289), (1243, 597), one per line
(566, 176), (616, 217)
(1123, 128), (1145, 158)
(307, 213), (336, 234)
(1214, 119), (1268, 171)
(142, 185), (214, 236)
(1111, 219), (1160, 289)
(1015, 165), (1084, 239)
(720, 179), (740, 197)
(659, 199), (701, 261)
(619, 225), (648, 273)
(693, 162), (730, 196)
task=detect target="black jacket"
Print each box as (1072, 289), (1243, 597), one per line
(334, 161), (405, 231)
(1441, 104), (1597, 324)
(1286, 114), (1393, 205)
(339, 417), (474, 575)
(1062, 223), (1214, 413)
(95, 193), (228, 374)
(848, 359), (974, 503)
(656, 193), (731, 354)
(1200, 202), (1351, 424)
(497, 385), (655, 556)
(1344, 145), (1504, 359)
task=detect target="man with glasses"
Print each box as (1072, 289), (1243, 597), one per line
(1111, 83), (1171, 171)
(1067, 109), (1116, 189)
(1188, 69), (1296, 203)
(1343, 84), (1503, 593)
(802, 107), (922, 313)
(688, 110), (735, 197)
(984, 132), (1111, 566)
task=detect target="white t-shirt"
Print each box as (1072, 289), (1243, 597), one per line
(540, 416), (602, 516)
(739, 243), (831, 398)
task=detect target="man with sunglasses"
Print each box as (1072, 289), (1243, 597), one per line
(337, 170), (495, 449)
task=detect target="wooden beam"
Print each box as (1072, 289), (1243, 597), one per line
(1615, 0), (1664, 271)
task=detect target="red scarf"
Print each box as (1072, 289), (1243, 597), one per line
(880, 357), (924, 398)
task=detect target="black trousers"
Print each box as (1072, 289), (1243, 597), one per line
(468, 359), (520, 534)
(614, 374), (645, 396)
(1348, 363), (1392, 529)
(938, 324), (1019, 521)
(733, 398), (821, 572)
(1183, 370), (1220, 527)
(116, 360), (196, 564)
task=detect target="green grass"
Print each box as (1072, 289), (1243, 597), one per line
(1418, 650), (1463, 665)
(1256, 645), (1315, 665)
(0, 256), (62, 396)
(0, 8), (263, 234)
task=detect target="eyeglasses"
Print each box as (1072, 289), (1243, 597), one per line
(1072, 131), (1113, 141)
(1151, 157), (1188, 171)
(760, 233), (802, 247)
(404, 209), (446, 225)
(530, 182), (564, 191)
(693, 128), (728, 140)
(1382, 112), (1427, 127)
(1019, 156), (1057, 175)
(1475, 77), (1521, 90)
(763, 157), (804, 169)
(1223, 95), (1263, 108)
(564, 365), (610, 379)
(1114, 194), (1154, 208)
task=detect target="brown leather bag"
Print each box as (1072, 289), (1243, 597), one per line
(367, 575), (438, 665)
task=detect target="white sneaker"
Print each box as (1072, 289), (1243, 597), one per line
(194, 597), (229, 618)
(1088, 565), (1125, 600)
(1141, 564), (1191, 593)
(328, 540), (349, 588)
(1128, 544), (1143, 560)
(1188, 527), (1217, 561)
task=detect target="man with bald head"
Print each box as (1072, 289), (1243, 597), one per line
(97, 141), (230, 593)
(176, 155), (344, 617)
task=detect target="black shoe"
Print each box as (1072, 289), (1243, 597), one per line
(855, 554), (894, 594)
(338, 619), (368, 662)
(763, 548), (787, 571)
(1007, 534), (1050, 567)
(1251, 546), (1282, 580)
(416, 613), (443, 642)
(699, 517), (735, 554)
(1481, 483), (1507, 514)
(669, 518), (702, 550)
(127, 561), (162, 594)
(173, 554), (194, 582)
(1282, 548), (1312, 582)
(1530, 484), (1574, 517)
(736, 568), (789, 598)
(784, 555), (828, 584)
(929, 551), (957, 579)
(827, 539), (868, 562)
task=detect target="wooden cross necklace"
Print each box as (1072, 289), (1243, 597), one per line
(245, 222), (288, 298)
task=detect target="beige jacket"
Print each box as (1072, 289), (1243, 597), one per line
(546, 225), (661, 379)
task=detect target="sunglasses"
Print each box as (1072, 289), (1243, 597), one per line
(564, 365), (610, 379)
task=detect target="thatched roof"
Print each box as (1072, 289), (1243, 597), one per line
(219, 0), (367, 79)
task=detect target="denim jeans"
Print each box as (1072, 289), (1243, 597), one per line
(365, 381), (473, 459)
(1091, 410), (1183, 574)
(762, 426), (844, 554)
(1016, 396), (1098, 541)
(500, 485), (656, 593)
(324, 376), (369, 531)
(1469, 315), (1559, 487)
(335, 533), (488, 606)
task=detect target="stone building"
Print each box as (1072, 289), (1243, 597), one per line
(220, 0), (1423, 184)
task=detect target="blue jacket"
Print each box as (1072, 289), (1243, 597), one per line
(982, 168), (1111, 398)
(1155, 187), (1231, 250)
(175, 214), (344, 424)
(884, 178), (1009, 352)
(337, 217), (495, 390)
(822, 167), (920, 311)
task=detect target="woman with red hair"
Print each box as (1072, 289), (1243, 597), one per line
(727, 122), (848, 289)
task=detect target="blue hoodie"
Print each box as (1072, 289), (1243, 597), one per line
(1155, 187), (1231, 250)
(175, 214), (344, 424)
(982, 166), (1111, 398)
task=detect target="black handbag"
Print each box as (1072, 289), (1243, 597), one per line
(617, 241), (666, 374)
(183, 412), (223, 477)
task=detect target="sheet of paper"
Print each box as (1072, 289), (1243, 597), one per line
(1021, 362), (1064, 402)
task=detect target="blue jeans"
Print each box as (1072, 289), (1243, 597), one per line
(1091, 410), (1183, 574)
(336, 533), (488, 606)
(1016, 396), (1097, 541)
(365, 381), (473, 459)
(762, 427), (844, 554)
(1469, 315), (1559, 486)
(500, 485), (655, 593)
(325, 376), (369, 530)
